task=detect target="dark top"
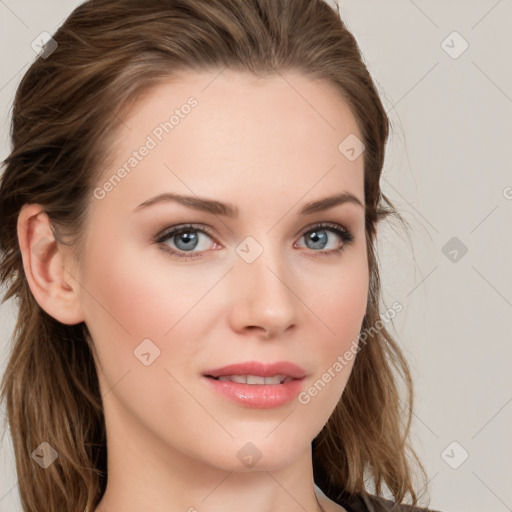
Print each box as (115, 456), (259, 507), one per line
(334, 492), (442, 512)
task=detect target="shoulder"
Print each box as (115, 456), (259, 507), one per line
(335, 492), (443, 512)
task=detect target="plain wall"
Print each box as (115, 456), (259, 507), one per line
(1, 1), (511, 511)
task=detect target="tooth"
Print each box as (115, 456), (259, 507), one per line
(263, 375), (283, 385)
(246, 375), (265, 385)
(215, 374), (289, 384)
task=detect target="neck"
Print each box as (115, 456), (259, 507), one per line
(92, 413), (325, 512)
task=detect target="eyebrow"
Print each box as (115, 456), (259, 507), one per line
(134, 191), (364, 217)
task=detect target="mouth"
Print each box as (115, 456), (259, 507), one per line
(205, 374), (295, 385)
(201, 361), (307, 408)
(202, 360), (306, 382)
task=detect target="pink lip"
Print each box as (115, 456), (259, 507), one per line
(202, 361), (307, 409)
(203, 361), (306, 379)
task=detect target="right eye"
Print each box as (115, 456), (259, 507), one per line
(154, 224), (220, 259)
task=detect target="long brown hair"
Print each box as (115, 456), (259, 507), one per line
(0, 1), (428, 511)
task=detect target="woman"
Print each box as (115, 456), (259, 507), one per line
(0, 1), (442, 511)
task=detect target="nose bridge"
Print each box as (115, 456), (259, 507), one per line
(229, 233), (299, 336)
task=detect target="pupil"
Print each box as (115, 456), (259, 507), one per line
(308, 230), (327, 249)
(176, 231), (198, 250)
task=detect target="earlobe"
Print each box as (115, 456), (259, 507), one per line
(17, 204), (85, 325)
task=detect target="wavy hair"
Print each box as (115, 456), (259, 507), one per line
(0, 1), (428, 511)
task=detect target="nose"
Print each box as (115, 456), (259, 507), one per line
(227, 243), (299, 340)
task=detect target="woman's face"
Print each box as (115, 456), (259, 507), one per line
(74, 69), (368, 472)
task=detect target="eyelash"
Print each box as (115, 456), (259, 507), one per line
(153, 222), (354, 260)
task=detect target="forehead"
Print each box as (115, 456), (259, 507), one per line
(94, 69), (365, 216)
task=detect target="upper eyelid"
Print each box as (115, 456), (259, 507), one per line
(155, 223), (216, 241)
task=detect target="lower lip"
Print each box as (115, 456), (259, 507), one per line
(202, 376), (305, 409)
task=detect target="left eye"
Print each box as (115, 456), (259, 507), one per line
(296, 224), (353, 252)
(154, 222), (354, 259)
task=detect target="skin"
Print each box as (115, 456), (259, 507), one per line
(18, 69), (369, 512)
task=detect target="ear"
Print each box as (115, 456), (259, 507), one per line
(17, 203), (85, 325)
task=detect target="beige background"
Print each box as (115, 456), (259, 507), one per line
(1, 1), (511, 511)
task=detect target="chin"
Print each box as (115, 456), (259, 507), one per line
(201, 435), (309, 473)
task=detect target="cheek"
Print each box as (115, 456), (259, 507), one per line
(78, 240), (217, 428)
(81, 235), (212, 333)
(297, 263), (368, 421)
(300, 252), (368, 401)
(307, 252), (369, 345)
(78, 237), (224, 376)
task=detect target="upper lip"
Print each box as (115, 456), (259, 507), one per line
(203, 361), (306, 379)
